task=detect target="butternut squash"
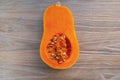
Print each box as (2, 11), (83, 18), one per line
(40, 2), (80, 69)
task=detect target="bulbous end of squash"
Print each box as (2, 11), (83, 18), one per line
(40, 2), (80, 69)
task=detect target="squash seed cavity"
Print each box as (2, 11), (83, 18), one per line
(47, 33), (71, 64)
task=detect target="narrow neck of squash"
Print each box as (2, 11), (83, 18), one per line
(44, 3), (74, 34)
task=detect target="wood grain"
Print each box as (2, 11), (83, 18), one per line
(0, 0), (120, 80)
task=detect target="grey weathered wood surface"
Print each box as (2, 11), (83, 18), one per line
(0, 0), (120, 80)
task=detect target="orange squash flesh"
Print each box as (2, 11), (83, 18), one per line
(40, 3), (79, 69)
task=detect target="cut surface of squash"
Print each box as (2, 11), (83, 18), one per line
(40, 2), (80, 69)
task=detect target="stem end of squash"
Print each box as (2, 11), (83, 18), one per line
(54, 1), (61, 6)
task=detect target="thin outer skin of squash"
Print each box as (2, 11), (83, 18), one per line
(40, 4), (80, 69)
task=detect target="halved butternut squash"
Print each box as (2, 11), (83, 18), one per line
(40, 2), (80, 69)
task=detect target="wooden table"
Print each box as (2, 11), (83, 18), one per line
(0, 0), (120, 80)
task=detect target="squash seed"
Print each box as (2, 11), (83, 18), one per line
(47, 33), (71, 64)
